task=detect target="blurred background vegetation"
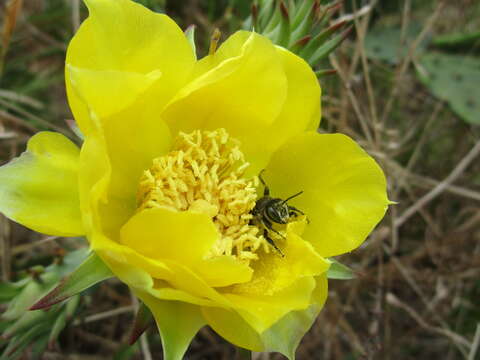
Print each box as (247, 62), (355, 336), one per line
(0, 0), (479, 359)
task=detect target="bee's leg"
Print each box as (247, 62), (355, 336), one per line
(288, 205), (304, 215)
(258, 169), (270, 196)
(263, 229), (284, 257)
(288, 206), (310, 224)
(264, 218), (286, 239)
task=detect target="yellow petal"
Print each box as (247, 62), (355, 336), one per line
(77, 107), (173, 240)
(202, 307), (264, 352)
(66, 0), (195, 134)
(196, 256), (253, 287)
(99, 243), (231, 307)
(148, 286), (219, 307)
(120, 208), (219, 265)
(0, 132), (83, 236)
(224, 276), (316, 333)
(255, 47), (321, 167)
(229, 219), (329, 297)
(312, 273), (328, 306)
(265, 132), (389, 257)
(202, 275), (330, 354)
(119, 208), (253, 287)
(103, 106), (173, 201)
(67, 65), (162, 121)
(162, 31), (287, 173)
(260, 274), (328, 359)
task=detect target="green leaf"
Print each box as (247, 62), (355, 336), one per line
(46, 248), (90, 277)
(31, 252), (113, 310)
(2, 310), (45, 339)
(113, 343), (140, 360)
(1, 272), (59, 320)
(308, 26), (352, 65)
(48, 311), (67, 349)
(326, 259), (356, 280)
(2, 323), (50, 359)
(64, 294), (81, 320)
(0, 283), (22, 303)
(291, 0), (315, 29)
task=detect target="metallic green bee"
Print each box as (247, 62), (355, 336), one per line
(251, 171), (306, 255)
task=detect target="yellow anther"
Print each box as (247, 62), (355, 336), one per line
(137, 129), (268, 265)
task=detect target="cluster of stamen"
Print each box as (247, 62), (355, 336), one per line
(137, 129), (269, 264)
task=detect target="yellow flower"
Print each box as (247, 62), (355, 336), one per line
(0, 0), (389, 358)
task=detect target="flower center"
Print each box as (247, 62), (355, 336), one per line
(137, 128), (270, 264)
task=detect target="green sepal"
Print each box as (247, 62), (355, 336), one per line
(184, 25), (197, 59)
(31, 252), (113, 310)
(326, 259), (356, 280)
(137, 291), (206, 360)
(128, 301), (154, 345)
(261, 303), (321, 359)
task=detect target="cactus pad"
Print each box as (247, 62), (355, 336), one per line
(417, 53), (480, 124)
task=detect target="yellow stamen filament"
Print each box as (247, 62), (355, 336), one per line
(137, 128), (269, 264)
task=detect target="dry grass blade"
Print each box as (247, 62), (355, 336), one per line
(468, 324), (480, 360)
(395, 139), (480, 228)
(386, 293), (471, 355)
(1, 214), (11, 281)
(381, 1), (445, 125)
(71, 0), (81, 32)
(387, 293), (471, 356)
(72, 305), (134, 326)
(0, 0), (23, 75)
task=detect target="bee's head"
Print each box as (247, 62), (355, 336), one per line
(266, 200), (290, 224)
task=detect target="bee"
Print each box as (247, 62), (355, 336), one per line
(250, 170), (306, 255)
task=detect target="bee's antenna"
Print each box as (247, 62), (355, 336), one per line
(282, 191), (303, 204)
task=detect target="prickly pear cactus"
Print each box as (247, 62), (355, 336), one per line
(417, 53), (480, 124)
(365, 23), (426, 64)
(432, 31), (480, 51)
